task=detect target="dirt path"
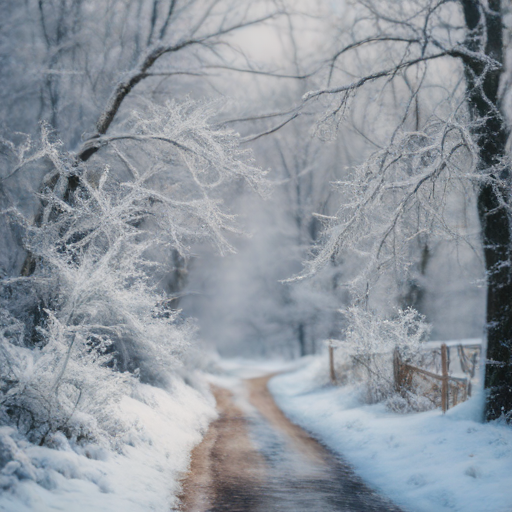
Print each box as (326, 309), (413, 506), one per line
(178, 384), (267, 511)
(178, 375), (404, 512)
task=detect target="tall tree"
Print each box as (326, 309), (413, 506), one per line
(459, 0), (512, 421)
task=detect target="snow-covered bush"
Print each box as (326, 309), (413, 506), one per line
(0, 309), (129, 446)
(341, 306), (432, 410)
(0, 99), (266, 445)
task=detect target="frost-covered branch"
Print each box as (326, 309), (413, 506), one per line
(78, 10), (281, 162)
(292, 114), (480, 292)
(0, 98), (266, 444)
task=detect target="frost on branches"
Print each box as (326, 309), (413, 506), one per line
(0, 99), (266, 447)
(298, 114), (479, 292)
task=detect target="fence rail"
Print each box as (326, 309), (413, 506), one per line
(394, 343), (478, 412)
(328, 340), (480, 413)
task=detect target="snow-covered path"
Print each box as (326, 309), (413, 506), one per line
(179, 373), (403, 512)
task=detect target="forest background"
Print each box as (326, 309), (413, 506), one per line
(0, 1), (509, 506)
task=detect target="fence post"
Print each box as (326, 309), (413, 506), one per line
(441, 343), (449, 413)
(329, 342), (336, 384)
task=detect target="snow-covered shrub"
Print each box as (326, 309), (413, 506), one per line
(0, 309), (129, 446)
(341, 306), (432, 410)
(0, 99), (266, 444)
(0, 427), (39, 490)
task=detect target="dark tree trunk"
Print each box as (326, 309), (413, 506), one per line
(478, 182), (512, 419)
(460, 0), (512, 420)
(298, 322), (306, 357)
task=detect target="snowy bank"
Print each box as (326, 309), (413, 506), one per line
(0, 377), (216, 512)
(269, 355), (512, 512)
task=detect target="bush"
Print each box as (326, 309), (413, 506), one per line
(340, 306), (432, 410)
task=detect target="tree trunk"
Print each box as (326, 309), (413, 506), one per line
(460, 0), (512, 420)
(478, 183), (512, 420)
(298, 322), (306, 357)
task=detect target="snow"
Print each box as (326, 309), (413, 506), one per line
(422, 338), (481, 349)
(215, 356), (305, 379)
(269, 354), (512, 512)
(0, 376), (216, 512)
(3, 351), (511, 512)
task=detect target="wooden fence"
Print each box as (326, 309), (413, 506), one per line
(329, 341), (480, 413)
(394, 344), (473, 412)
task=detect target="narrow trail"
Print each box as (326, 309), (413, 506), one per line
(178, 375), (404, 512)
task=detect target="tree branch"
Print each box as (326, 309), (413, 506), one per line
(77, 11), (281, 163)
(303, 51), (451, 101)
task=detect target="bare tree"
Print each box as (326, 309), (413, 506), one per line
(294, 0), (512, 420)
(0, 0), (280, 274)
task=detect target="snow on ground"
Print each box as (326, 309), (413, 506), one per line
(0, 376), (216, 512)
(215, 356), (305, 380)
(269, 354), (512, 512)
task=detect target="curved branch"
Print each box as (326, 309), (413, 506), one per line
(304, 51), (451, 101)
(77, 11), (281, 163)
